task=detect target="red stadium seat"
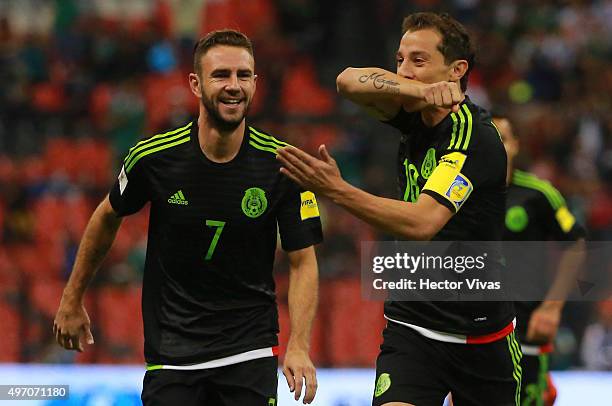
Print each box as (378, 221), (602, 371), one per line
(281, 58), (335, 116)
(201, 0), (277, 38)
(10, 243), (62, 281)
(0, 301), (21, 361)
(322, 278), (385, 367)
(28, 279), (64, 318)
(97, 285), (144, 364)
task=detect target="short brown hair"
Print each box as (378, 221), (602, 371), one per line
(402, 12), (475, 92)
(193, 29), (254, 75)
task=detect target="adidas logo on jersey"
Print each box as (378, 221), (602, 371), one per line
(168, 190), (188, 205)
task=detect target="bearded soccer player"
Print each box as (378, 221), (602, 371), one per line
(277, 12), (521, 406)
(495, 116), (586, 406)
(53, 30), (322, 405)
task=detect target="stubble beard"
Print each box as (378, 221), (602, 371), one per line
(200, 85), (249, 132)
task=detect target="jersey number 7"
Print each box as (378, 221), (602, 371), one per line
(205, 220), (226, 260)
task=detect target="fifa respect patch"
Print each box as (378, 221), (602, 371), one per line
(300, 191), (320, 220)
(118, 165), (128, 195)
(444, 174), (473, 210)
(555, 206), (576, 232)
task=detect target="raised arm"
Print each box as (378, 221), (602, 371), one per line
(53, 195), (123, 352)
(336, 67), (462, 120)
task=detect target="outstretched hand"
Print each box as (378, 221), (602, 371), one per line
(277, 144), (345, 197)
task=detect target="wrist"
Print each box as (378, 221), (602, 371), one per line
(287, 338), (310, 353)
(328, 180), (353, 206)
(61, 288), (84, 306)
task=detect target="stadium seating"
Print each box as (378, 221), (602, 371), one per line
(97, 285), (144, 364)
(323, 278), (385, 367)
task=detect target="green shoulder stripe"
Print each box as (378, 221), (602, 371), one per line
(249, 127), (289, 147)
(126, 135), (190, 173)
(447, 105), (473, 150)
(125, 127), (192, 169)
(249, 140), (278, 154)
(455, 107), (466, 149)
(248, 127), (292, 155)
(448, 113), (458, 149)
(460, 104), (473, 150)
(512, 171), (565, 209)
(125, 122), (192, 164)
(249, 131), (284, 149)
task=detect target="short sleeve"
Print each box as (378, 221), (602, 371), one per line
(108, 162), (150, 217)
(277, 182), (323, 251)
(538, 189), (586, 241)
(422, 109), (506, 213)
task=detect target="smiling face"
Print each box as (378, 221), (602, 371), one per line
(191, 45), (256, 131)
(396, 28), (454, 84)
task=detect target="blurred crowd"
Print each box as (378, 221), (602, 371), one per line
(0, 0), (610, 368)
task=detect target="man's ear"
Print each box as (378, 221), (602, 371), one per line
(188, 73), (202, 98)
(449, 60), (468, 82)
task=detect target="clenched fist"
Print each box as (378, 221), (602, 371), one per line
(421, 81), (463, 112)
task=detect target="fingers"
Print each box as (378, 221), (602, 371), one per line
(53, 324), (93, 352)
(277, 153), (307, 186)
(282, 146), (318, 165)
(424, 81), (463, 110)
(84, 326), (95, 345)
(71, 335), (84, 352)
(277, 147), (314, 177)
(450, 81), (462, 104)
(283, 366), (317, 404)
(318, 145), (333, 164)
(282, 366), (295, 393)
(283, 364), (304, 402)
(441, 86), (452, 107)
(280, 167), (306, 188)
(303, 367), (318, 404)
(293, 369), (304, 401)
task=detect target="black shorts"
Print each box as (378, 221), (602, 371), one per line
(141, 356), (278, 406)
(372, 322), (522, 406)
(520, 353), (551, 406)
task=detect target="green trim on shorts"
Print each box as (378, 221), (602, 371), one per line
(506, 332), (523, 406)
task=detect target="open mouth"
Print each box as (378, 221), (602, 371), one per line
(220, 99), (243, 106)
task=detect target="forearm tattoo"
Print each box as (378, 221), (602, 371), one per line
(358, 72), (400, 94)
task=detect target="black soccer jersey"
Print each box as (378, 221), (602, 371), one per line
(504, 169), (585, 344)
(382, 97), (515, 337)
(109, 120), (323, 365)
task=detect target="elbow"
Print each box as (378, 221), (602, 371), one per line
(399, 222), (437, 241)
(336, 67), (356, 95)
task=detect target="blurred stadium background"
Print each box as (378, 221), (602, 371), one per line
(0, 0), (610, 404)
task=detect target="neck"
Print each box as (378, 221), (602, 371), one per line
(197, 114), (245, 163)
(420, 107), (450, 127)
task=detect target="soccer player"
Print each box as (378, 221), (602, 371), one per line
(495, 115), (586, 406)
(53, 30), (323, 405)
(277, 12), (521, 406)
